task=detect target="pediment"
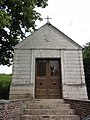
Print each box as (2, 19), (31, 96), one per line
(15, 23), (82, 50)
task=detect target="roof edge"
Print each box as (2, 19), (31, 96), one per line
(14, 22), (82, 49)
(47, 22), (82, 48)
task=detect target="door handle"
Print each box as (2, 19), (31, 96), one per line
(40, 82), (42, 85)
(53, 82), (56, 85)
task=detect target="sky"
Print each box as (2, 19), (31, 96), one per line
(0, 0), (90, 74)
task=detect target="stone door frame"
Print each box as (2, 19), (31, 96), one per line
(30, 50), (62, 98)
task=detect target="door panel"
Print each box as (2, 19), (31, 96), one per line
(35, 78), (47, 98)
(49, 60), (59, 76)
(35, 59), (62, 99)
(48, 60), (61, 98)
(35, 60), (47, 98)
(36, 78), (46, 89)
(37, 60), (46, 76)
(49, 79), (59, 89)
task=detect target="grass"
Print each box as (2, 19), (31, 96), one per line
(0, 74), (12, 81)
(0, 74), (12, 87)
(0, 74), (12, 99)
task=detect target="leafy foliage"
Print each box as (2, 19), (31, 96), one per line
(0, 10), (12, 29)
(0, 0), (48, 66)
(0, 74), (12, 99)
(83, 42), (90, 99)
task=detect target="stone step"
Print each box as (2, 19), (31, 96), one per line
(21, 115), (80, 120)
(27, 104), (70, 109)
(20, 99), (80, 120)
(34, 99), (64, 102)
(31, 99), (64, 104)
(24, 108), (75, 115)
(26, 100), (67, 107)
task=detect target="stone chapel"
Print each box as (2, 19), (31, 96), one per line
(9, 22), (87, 99)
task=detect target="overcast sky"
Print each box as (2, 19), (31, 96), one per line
(0, 0), (90, 74)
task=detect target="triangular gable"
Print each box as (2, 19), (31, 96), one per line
(15, 23), (82, 50)
(49, 23), (82, 48)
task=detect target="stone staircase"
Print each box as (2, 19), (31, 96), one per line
(21, 99), (80, 120)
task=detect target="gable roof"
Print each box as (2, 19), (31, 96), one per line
(48, 23), (82, 48)
(15, 23), (82, 50)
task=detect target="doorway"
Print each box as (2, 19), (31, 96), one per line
(35, 59), (62, 99)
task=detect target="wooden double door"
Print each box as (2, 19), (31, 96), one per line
(35, 59), (62, 99)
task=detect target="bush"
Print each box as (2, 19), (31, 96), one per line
(0, 74), (12, 99)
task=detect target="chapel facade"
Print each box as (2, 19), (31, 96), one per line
(9, 23), (87, 99)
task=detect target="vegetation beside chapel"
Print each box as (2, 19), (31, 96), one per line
(0, 74), (12, 99)
(83, 42), (90, 99)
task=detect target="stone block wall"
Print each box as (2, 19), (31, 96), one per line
(64, 99), (90, 119)
(9, 85), (34, 99)
(62, 50), (87, 99)
(9, 49), (33, 99)
(12, 49), (32, 84)
(63, 50), (85, 84)
(0, 99), (32, 120)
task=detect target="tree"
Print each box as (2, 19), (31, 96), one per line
(0, 0), (48, 66)
(83, 42), (90, 99)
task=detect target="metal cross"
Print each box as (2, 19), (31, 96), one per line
(45, 15), (51, 23)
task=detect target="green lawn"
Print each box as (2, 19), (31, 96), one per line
(0, 74), (12, 99)
(0, 74), (12, 81)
